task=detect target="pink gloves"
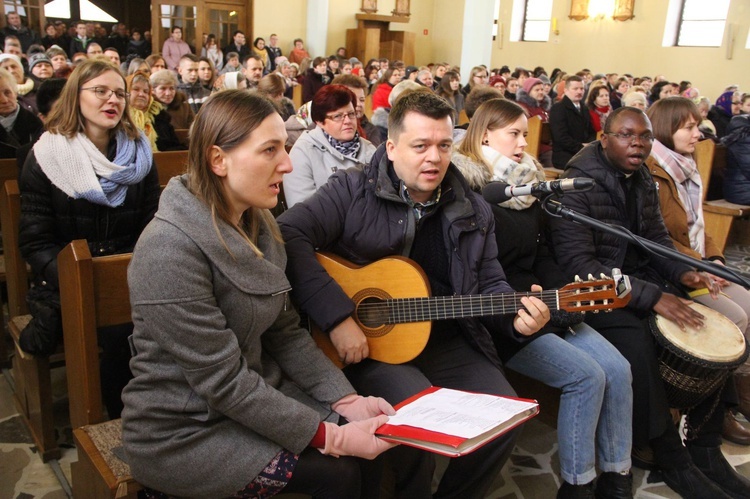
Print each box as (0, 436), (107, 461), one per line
(321, 416), (396, 459)
(332, 394), (396, 422)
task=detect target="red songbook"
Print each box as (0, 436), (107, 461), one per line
(375, 386), (539, 457)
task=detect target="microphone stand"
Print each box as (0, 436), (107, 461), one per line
(541, 195), (750, 289)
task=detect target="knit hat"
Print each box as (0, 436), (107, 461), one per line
(538, 75), (551, 85)
(522, 77), (543, 94)
(489, 75), (506, 88)
(0, 53), (22, 67)
(404, 66), (419, 80)
(28, 53), (52, 71)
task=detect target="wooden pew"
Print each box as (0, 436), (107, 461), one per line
(153, 150), (188, 188)
(292, 84), (302, 110)
(173, 128), (189, 146)
(694, 140), (750, 253)
(0, 158), (14, 364)
(2, 180), (63, 461)
(526, 116), (551, 161)
(58, 240), (141, 498)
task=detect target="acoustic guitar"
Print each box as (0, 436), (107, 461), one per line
(311, 252), (632, 367)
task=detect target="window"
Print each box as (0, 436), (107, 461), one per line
(522, 0), (552, 42)
(3, 0), (41, 29)
(159, 5), (197, 47)
(675, 0), (730, 47)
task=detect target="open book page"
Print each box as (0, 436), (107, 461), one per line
(384, 387), (538, 439)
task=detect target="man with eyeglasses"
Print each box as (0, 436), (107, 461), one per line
(549, 106), (749, 498)
(279, 90), (549, 499)
(549, 74), (596, 168)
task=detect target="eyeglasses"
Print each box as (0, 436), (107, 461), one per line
(326, 111), (357, 123)
(606, 132), (654, 144)
(732, 101), (742, 105)
(81, 86), (129, 101)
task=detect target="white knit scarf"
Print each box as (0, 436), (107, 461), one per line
(482, 145), (545, 210)
(33, 129), (153, 208)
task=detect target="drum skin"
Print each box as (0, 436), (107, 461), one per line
(650, 302), (749, 409)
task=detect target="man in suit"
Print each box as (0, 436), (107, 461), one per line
(549, 75), (596, 168)
(222, 30), (250, 65)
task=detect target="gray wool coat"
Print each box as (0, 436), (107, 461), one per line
(121, 176), (354, 498)
(285, 126), (376, 207)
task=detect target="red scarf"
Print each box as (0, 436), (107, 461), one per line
(589, 105), (611, 132)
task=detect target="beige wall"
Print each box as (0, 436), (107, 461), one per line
(252, 0), (748, 100)
(490, 0), (749, 101)
(252, 0), (307, 54)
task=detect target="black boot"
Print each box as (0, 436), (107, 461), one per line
(688, 444), (750, 499)
(594, 472), (633, 499)
(661, 461), (732, 499)
(557, 481), (595, 499)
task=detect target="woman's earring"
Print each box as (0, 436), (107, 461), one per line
(482, 139), (489, 145)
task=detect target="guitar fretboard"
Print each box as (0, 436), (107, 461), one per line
(358, 291), (561, 325)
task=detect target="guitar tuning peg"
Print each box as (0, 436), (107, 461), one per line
(574, 275), (582, 282)
(592, 309), (600, 314)
(600, 273), (607, 279)
(587, 274), (595, 281)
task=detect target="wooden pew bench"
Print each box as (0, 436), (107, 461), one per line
(2, 179), (63, 461)
(694, 140), (750, 253)
(58, 240), (141, 498)
(153, 150), (188, 188)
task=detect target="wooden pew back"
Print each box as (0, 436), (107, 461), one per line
(1, 180), (28, 318)
(525, 116), (543, 159)
(59, 240), (132, 429)
(153, 150), (188, 188)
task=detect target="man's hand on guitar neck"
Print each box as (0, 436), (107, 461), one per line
(330, 317), (369, 365)
(513, 285), (551, 336)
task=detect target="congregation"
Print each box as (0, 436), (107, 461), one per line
(2, 9), (750, 499)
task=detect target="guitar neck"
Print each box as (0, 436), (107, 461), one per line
(383, 290), (560, 324)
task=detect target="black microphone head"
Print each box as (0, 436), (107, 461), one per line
(482, 181), (512, 204)
(571, 178), (596, 191)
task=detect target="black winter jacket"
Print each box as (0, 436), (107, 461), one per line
(0, 106), (42, 159)
(722, 115), (750, 205)
(19, 143), (160, 289)
(548, 142), (693, 312)
(278, 146), (524, 367)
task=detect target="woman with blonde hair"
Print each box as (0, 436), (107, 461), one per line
(257, 72), (295, 120)
(0, 67), (42, 158)
(121, 90), (394, 498)
(460, 65), (489, 97)
(453, 98), (633, 498)
(127, 70), (182, 151)
(18, 59), (159, 420)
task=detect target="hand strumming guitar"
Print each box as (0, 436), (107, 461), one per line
(329, 316), (369, 365)
(513, 284), (551, 336)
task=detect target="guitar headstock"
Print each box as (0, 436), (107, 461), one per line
(558, 269), (632, 313)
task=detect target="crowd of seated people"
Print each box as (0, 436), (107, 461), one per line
(4, 10), (750, 499)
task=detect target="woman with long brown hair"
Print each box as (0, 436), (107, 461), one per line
(122, 90), (394, 498)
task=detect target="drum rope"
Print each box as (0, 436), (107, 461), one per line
(684, 381), (725, 441)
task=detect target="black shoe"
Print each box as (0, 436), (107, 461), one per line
(688, 444), (750, 499)
(661, 462), (732, 499)
(595, 472), (633, 499)
(557, 481), (595, 499)
(631, 445), (657, 471)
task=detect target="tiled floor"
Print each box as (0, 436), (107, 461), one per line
(2, 242), (750, 498)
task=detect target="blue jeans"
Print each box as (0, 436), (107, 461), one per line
(505, 323), (633, 484)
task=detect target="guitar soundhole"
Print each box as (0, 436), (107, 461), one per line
(352, 289), (394, 338)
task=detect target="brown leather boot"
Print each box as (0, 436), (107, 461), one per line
(734, 372), (750, 421)
(722, 410), (750, 446)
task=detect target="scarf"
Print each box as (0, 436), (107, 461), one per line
(590, 105), (611, 132)
(129, 98), (163, 152)
(0, 105), (19, 132)
(715, 91), (735, 117)
(323, 130), (361, 158)
(650, 139), (706, 256)
(252, 46), (268, 66)
(34, 129), (153, 208)
(16, 78), (34, 96)
(482, 145), (545, 210)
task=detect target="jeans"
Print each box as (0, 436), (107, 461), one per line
(505, 323), (633, 484)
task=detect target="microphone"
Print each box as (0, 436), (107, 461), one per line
(482, 178), (595, 204)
